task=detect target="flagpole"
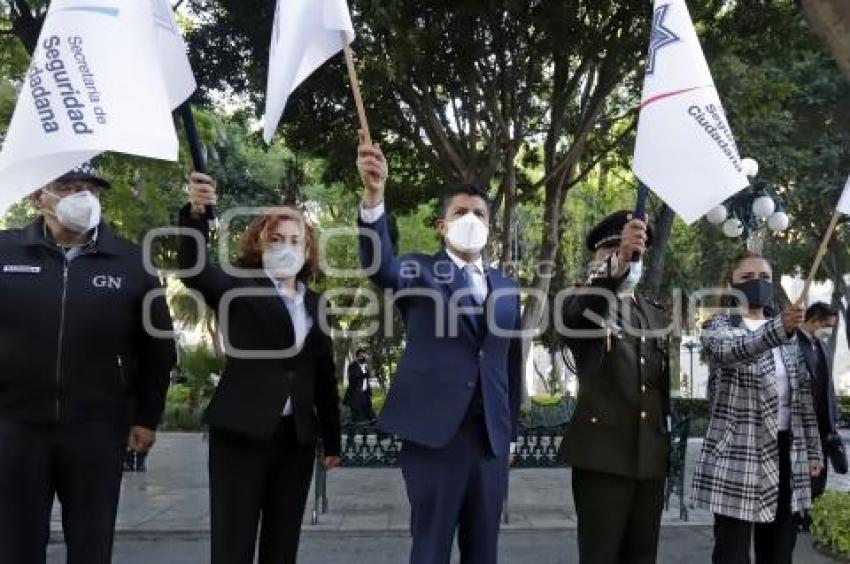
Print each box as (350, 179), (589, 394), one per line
(178, 102), (217, 227)
(798, 209), (841, 304)
(630, 181), (651, 263)
(341, 32), (372, 145)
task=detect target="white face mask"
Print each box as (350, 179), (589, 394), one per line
(815, 327), (833, 339)
(48, 190), (102, 234)
(263, 243), (306, 280)
(445, 212), (488, 254)
(620, 259), (643, 293)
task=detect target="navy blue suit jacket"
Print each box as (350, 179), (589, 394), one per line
(358, 213), (523, 456)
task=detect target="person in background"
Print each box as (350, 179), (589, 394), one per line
(692, 251), (823, 564)
(345, 347), (375, 422)
(182, 173), (341, 564)
(0, 162), (176, 563)
(797, 302), (841, 504)
(557, 211), (671, 564)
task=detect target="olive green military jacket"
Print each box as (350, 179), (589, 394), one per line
(557, 274), (671, 480)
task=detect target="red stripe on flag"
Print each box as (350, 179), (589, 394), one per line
(640, 86), (710, 109)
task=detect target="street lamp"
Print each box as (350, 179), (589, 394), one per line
(705, 158), (790, 250)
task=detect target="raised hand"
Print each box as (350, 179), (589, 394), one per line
(357, 130), (388, 208)
(617, 216), (648, 265)
(187, 171), (217, 216)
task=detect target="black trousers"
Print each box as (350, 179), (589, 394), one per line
(0, 419), (127, 564)
(712, 431), (798, 564)
(209, 418), (316, 564)
(571, 468), (665, 564)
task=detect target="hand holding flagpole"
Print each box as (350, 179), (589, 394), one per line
(178, 103), (217, 227)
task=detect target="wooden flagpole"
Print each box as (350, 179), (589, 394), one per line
(798, 209), (841, 305)
(341, 32), (372, 145)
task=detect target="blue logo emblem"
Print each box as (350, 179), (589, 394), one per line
(646, 4), (680, 76)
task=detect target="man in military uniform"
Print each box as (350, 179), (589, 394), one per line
(557, 211), (670, 564)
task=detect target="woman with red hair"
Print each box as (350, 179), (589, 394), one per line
(178, 172), (340, 564)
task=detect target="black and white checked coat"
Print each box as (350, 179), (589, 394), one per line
(691, 314), (822, 523)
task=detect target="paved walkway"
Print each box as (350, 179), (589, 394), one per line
(47, 529), (841, 563)
(51, 432), (850, 535)
(45, 432), (850, 562)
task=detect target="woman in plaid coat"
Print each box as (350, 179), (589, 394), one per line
(691, 253), (823, 564)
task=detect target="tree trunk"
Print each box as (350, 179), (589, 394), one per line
(642, 203), (675, 298)
(499, 144), (517, 269)
(801, 0), (850, 84)
(8, 0), (45, 55)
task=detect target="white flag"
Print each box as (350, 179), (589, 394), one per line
(837, 175), (850, 215)
(0, 0), (193, 213)
(150, 0), (196, 109)
(632, 0), (749, 225)
(263, 0), (355, 143)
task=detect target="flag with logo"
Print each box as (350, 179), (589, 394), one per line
(632, 0), (749, 225)
(263, 0), (355, 143)
(0, 0), (196, 213)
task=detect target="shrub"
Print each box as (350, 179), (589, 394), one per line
(166, 384), (191, 406)
(175, 346), (224, 408)
(371, 393), (385, 415)
(160, 404), (205, 431)
(530, 395), (564, 407)
(811, 490), (850, 559)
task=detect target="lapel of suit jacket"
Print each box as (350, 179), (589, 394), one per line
(302, 287), (325, 350)
(797, 331), (820, 384)
(253, 276), (297, 347)
(484, 266), (514, 338)
(434, 248), (481, 339)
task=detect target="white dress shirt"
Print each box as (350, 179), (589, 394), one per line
(743, 318), (791, 430)
(269, 278), (313, 416)
(358, 362), (370, 391)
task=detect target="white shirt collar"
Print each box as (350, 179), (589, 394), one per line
(445, 247), (485, 275)
(268, 277), (307, 305)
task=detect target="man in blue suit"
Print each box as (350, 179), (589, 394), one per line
(356, 137), (524, 564)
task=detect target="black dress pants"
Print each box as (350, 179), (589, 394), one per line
(712, 431), (799, 564)
(572, 468), (666, 564)
(0, 419), (127, 564)
(209, 417), (316, 564)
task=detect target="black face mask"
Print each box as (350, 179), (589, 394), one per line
(732, 279), (774, 309)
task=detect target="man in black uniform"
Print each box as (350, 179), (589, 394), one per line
(345, 348), (375, 422)
(0, 163), (177, 564)
(557, 211), (670, 564)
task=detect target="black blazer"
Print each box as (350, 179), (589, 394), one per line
(177, 205), (341, 455)
(797, 329), (839, 439)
